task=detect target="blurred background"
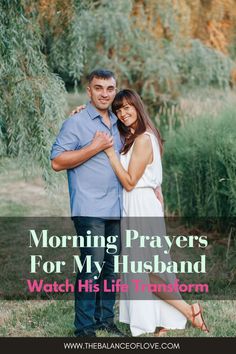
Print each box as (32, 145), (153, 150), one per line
(1, 0), (236, 217)
(0, 1), (236, 338)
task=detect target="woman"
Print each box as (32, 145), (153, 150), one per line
(103, 89), (209, 336)
(71, 89), (209, 336)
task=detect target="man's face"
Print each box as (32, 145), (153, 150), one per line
(87, 77), (116, 111)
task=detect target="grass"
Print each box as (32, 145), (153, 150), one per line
(0, 200), (30, 217)
(163, 106), (236, 217)
(0, 163), (235, 337)
(0, 300), (235, 337)
(0, 158), (70, 217)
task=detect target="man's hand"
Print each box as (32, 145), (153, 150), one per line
(91, 131), (113, 152)
(70, 104), (86, 116)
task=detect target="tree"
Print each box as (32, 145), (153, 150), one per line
(0, 0), (66, 180)
(34, 0), (86, 86)
(1, 0), (235, 180)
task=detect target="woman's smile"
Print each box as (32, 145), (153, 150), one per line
(121, 115), (131, 123)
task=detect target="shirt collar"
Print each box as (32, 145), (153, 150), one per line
(86, 102), (100, 119)
(86, 101), (118, 124)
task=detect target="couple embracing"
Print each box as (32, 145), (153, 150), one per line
(51, 69), (208, 337)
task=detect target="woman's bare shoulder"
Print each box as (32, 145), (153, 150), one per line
(135, 133), (152, 145)
(133, 133), (152, 153)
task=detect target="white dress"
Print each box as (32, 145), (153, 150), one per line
(119, 131), (187, 336)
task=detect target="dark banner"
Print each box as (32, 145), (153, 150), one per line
(0, 337), (236, 354)
(0, 217), (235, 300)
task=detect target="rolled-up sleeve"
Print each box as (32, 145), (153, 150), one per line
(50, 118), (80, 160)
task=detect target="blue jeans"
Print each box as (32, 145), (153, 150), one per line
(73, 217), (120, 335)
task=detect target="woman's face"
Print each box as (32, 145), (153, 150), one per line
(116, 99), (138, 128)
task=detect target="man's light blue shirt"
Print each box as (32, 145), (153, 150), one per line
(51, 102), (123, 218)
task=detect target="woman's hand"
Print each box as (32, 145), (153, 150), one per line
(154, 186), (164, 211)
(92, 131), (113, 152)
(70, 104), (86, 116)
(92, 131), (115, 157)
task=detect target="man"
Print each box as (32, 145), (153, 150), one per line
(51, 69), (124, 337)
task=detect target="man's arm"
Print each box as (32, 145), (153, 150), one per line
(51, 131), (113, 172)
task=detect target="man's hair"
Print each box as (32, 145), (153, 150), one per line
(87, 69), (116, 84)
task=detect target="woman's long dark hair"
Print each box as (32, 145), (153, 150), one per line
(112, 89), (164, 155)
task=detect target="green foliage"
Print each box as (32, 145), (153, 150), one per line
(0, 0), (66, 181)
(80, 0), (134, 82)
(179, 40), (233, 89)
(39, 0), (87, 86)
(1, 0), (235, 186)
(80, 0), (181, 96)
(163, 108), (236, 217)
(79, 0), (235, 117)
(154, 99), (182, 136)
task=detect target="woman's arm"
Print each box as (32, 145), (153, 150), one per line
(154, 186), (164, 211)
(105, 134), (153, 191)
(70, 105), (86, 116)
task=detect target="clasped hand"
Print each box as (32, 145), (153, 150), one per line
(92, 131), (114, 156)
(69, 105), (114, 156)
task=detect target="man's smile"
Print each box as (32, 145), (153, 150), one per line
(99, 99), (109, 103)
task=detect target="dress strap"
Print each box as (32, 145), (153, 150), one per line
(143, 131), (153, 137)
(143, 131), (161, 160)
